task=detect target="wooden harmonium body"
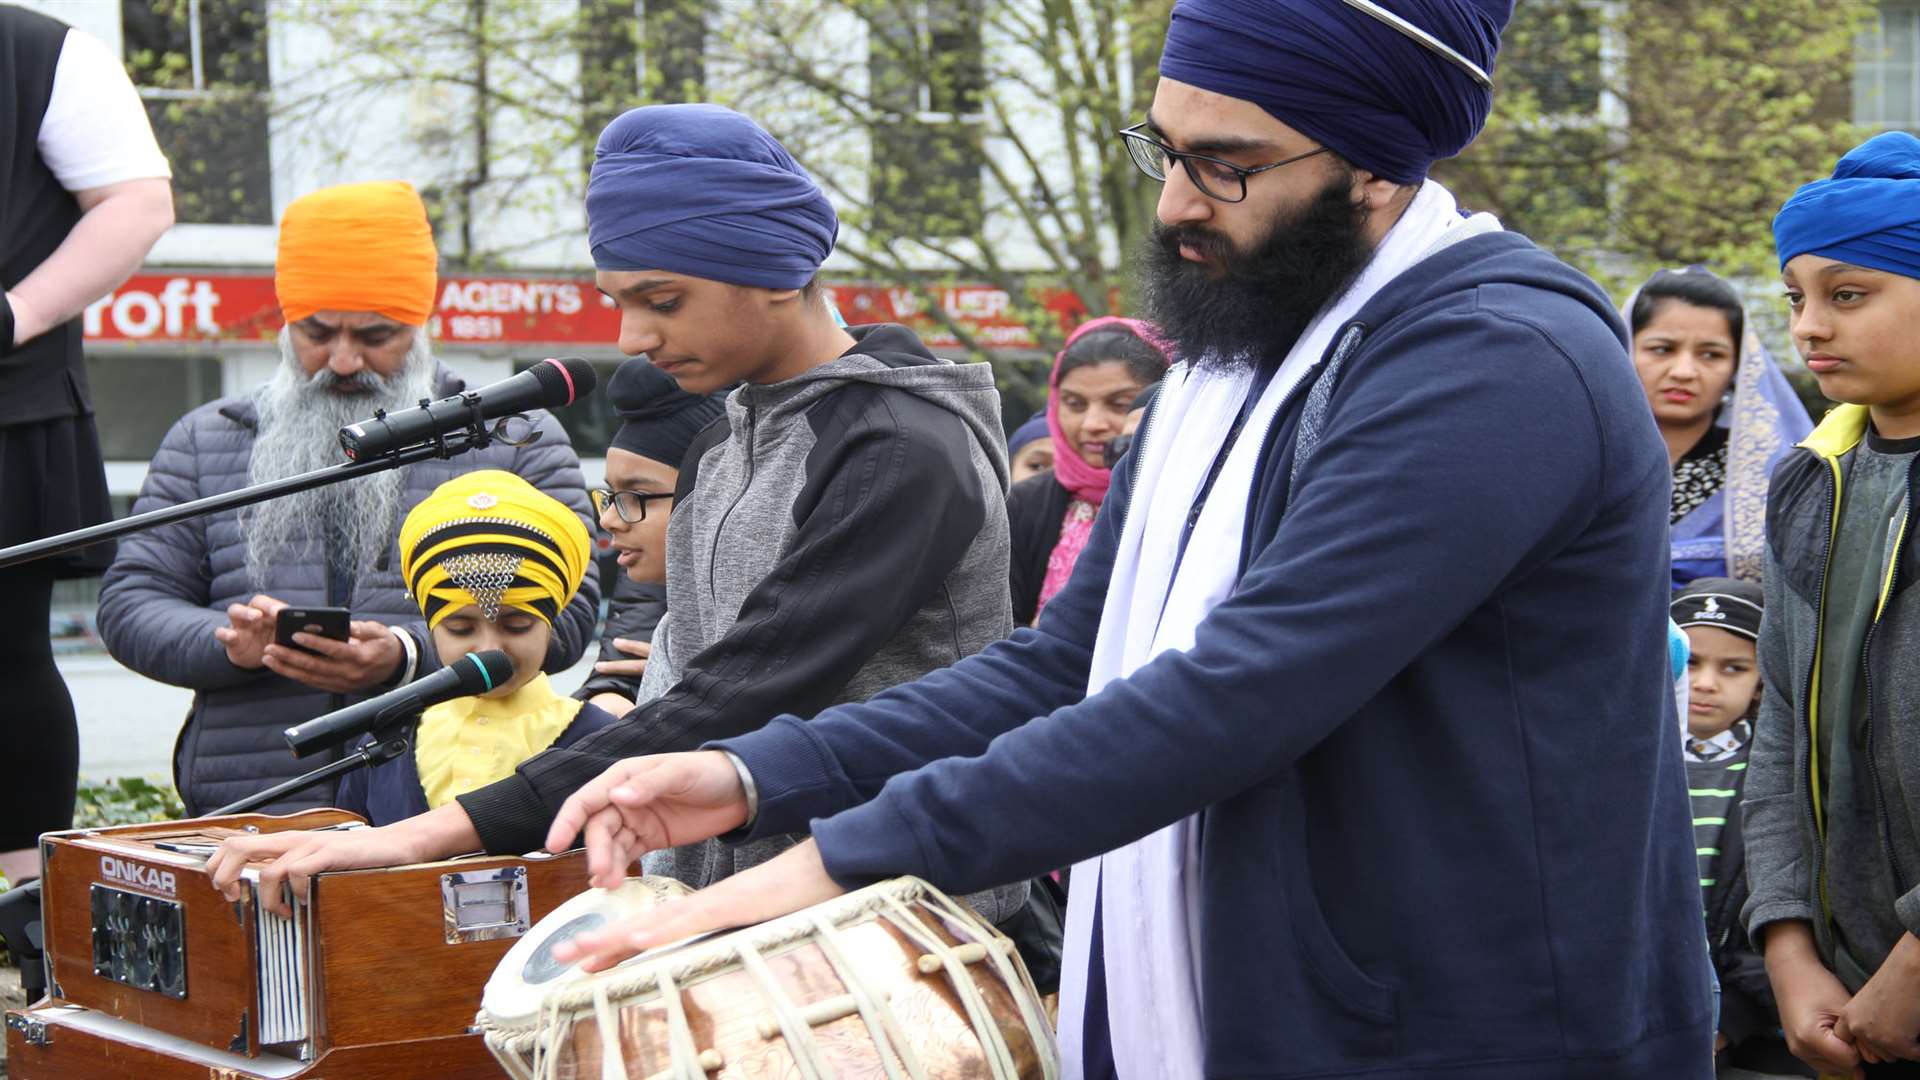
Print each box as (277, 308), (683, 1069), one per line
(4, 809), (591, 1079)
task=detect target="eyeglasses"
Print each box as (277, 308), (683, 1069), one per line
(590, 488), (674, 524)
(1119, 123), (1332, 203)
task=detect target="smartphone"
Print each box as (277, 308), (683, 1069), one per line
(274, 606), (352, 654)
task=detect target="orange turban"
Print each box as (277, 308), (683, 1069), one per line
(275, 180), (438, 326)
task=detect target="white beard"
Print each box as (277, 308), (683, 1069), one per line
(242, 328), (438, 591)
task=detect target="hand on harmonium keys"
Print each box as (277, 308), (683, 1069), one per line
(206, 819), (436, 917)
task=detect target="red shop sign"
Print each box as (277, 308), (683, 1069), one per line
(83, 272), (1090, 351)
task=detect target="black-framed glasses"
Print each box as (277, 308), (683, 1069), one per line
(1119, 122), (1332, 204)
(590, 488), (674, 524)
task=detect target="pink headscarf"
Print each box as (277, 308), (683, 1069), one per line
(1045, 315), (1170, 504)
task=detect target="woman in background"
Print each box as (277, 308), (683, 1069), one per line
(1007, 317), (1168, 626)
(1628, 267), (1811, 585)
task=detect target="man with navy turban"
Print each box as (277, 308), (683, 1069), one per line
(1742, 131), (1920, 1078)
(487, 7), (1709, 1078)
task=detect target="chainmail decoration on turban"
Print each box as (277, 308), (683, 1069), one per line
(439, 551), (524, 622)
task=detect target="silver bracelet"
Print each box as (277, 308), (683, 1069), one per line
(720, 749), (759, 832)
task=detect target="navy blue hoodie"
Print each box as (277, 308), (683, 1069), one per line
(717, 231), (1714, 1078)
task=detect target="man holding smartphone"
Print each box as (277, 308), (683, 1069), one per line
(97, 182), (600, 815)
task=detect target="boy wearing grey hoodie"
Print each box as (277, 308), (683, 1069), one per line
(208, 103), (1030, 928)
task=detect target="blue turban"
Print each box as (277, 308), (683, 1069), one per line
(1160, 0), (1512, 185)
(1774, 131), (1920, 280)
(1007, 411), (1050, 455)
(587, 104), (839, 289)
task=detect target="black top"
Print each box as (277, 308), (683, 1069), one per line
(1006, 469), (1073, 627)
(1, 5), (91, 425)
(573, 571), (667, 703)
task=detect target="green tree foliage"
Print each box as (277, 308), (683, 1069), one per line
(1436, 0), (1874, 292)
(255, 0), (1871, 361)
(712, 0), (1172, 359)
(271, 0), (707, 266)
(72, 777), (186, 831)
(122, 0), (273, 225)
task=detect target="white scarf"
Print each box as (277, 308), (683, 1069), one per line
(1057, 180), (1485, 1078)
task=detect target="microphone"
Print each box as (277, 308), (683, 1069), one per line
(337, 357), (597, 461)
(283, 649), (514, 758)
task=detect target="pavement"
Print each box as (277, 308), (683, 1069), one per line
(57, 649), (597, 782)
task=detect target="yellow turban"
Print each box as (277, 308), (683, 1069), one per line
(275, 180), (438, 326)
(399, 471), (591, 630)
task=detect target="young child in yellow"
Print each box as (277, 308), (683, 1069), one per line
(334, 470), (615, 825)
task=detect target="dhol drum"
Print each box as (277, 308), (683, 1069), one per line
(478, 875), (1058, 1080)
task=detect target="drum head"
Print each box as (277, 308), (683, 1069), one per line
(482, 876), (689, 1030)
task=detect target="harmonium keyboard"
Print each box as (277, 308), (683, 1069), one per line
(4, 810), (592, 1079)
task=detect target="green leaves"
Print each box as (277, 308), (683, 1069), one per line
(1437, 0), (1874, 293)
(72, 777), (187, 832)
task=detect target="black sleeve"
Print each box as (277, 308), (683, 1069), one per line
(1005, 473), (1054, 628)
(460, 389), (994, 855)
(572, 574), (667, 702)
(1716, 941), (1778, 1047)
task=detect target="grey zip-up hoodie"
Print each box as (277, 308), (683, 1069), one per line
(1745, 403), (1920, 986)
(459, 325), (1026, 920)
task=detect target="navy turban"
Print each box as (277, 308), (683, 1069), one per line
(1160, 0), (1512, 184)
(1774, 131), (1920, 280)
(587, 104), (839, 289)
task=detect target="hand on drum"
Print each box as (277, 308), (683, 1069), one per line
(550, 839), (846, 973)
(542, 751), (753, 889)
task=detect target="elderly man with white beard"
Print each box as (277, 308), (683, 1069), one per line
(98, 180), (599, 815)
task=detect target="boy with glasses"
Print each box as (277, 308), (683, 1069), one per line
(574, 358), (725, 717)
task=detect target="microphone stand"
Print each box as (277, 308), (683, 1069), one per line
(210, 712), (421, 816)
(0, 402), (509, 569)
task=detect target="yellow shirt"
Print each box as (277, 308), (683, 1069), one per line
(414, 672), (582, 809)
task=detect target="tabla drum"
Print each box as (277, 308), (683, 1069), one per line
(480, 875), (695, 1042)
(477, 875), (1058, 1080)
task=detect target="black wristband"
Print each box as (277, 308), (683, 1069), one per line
(0, 292), (15, 357)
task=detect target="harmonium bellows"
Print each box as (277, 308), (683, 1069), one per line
(4, 810), (591, 1079)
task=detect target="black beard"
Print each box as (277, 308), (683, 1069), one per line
(1140, 174), (1376, 375)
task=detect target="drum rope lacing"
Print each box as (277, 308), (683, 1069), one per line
(878, 893), (1022, 1080)
(806, 909), (925, 1080)
(491, 878), (1057, 1080)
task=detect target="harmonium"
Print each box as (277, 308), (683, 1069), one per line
(4, 809), (590, 1079)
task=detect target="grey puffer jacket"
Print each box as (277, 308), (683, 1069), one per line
(97, 364), (599, 815)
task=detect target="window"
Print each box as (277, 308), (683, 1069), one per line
(868, 0), (986, 239)
(122, 0), (272, 225)
(578, 0), (706, 146)
(83, 352), (223, 461)
(1856, 3), (1920, 132)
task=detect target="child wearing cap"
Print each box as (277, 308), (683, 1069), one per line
(334, 470), (617, 826)
(1743, 131), (1920, 1078)
(1672, 580), (1807, 1076)
(575, 358), (725, 717)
